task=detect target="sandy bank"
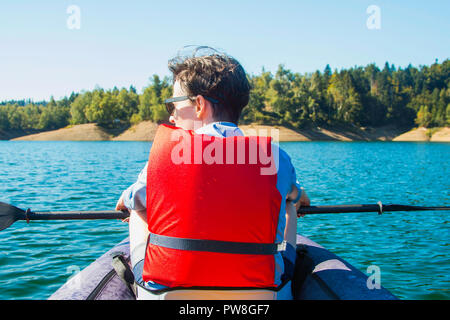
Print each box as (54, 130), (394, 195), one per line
(239, 125), (310, 141)
(393, 127), (450, 142)
(430, 127), (450, 142)
(240, 124), (405, 142)
(8, 122), (449, 142)
(1, 129), (42, 140)
(393, 127), (428, 141)
(112, 121), (159, 141)
(11, 123), (111, 141)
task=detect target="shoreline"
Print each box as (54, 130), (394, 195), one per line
(5, 122), (450, 142)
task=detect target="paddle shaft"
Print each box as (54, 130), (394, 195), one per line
(22, 204), (450, 221)
(21, 210), (129, 221)
(1, 202), (448, 231)
(297, 204), (450, 215)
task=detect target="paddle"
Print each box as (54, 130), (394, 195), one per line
(1, 201), (448, 232)
(0, 202), (129, 232)
(296, 202), (450, 215)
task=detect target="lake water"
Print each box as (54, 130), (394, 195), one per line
(0, 140), (448, 300)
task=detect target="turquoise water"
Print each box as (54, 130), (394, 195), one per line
(0, 140), (448, 300)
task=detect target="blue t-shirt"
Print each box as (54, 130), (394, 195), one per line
(121, 122), (302, 286)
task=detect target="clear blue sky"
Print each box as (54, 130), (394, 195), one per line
(0, 0), (449, 101)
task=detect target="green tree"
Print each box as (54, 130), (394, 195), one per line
(70, 92), (92, 124)
(415, 105), (433, 127)
(85, 90), (120, 126)
(38, 99), (69, 130)
(0, 106), (9, 130)
(85, 89), (104, 123)
(139, 75), (172, 122)
(446, 104), (450, 126)
(22, 104), (41, 129)
(117, 88), (139, 122)
(7, 104), (23, 129)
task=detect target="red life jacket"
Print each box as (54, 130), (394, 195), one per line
(143, 124), (283, 288)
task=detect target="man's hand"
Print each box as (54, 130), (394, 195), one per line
(286, 186), (310, 218)
(295, 187), (310, 217)
(116, 195), (128, 211)
(116, 195), (130, 222)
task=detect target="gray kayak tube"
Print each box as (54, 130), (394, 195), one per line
(49, 238), (134, 300)
(49, 235), (397, 300)
(292, 235), (397, 300)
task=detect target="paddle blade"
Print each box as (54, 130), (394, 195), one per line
(0, 202), (25, 231)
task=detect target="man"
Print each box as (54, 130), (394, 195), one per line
(116, 47), (310, 297)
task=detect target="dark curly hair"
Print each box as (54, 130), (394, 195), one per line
(168, 47), (250, 124)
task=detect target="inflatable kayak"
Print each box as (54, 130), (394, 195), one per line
(48, 234), (397, 300)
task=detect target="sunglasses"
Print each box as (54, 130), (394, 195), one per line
(164, 95), (219, 115)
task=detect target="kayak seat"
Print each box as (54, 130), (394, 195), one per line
(131, 259), (293, 300)
(134, 281), (293, 300)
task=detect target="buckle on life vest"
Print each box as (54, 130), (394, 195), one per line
(277, 240), (287, 252)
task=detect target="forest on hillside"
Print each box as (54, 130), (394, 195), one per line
(1, 60), (449, 132)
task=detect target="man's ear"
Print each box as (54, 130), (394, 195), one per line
(195, 95), (207, 119)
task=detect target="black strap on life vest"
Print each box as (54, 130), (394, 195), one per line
(148, 233), (286, 255)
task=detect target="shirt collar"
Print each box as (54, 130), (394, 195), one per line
(194, 122), (244, 138)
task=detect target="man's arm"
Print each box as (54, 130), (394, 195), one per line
(116, 162), (148, 221)
(284, 185), (310, 248)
